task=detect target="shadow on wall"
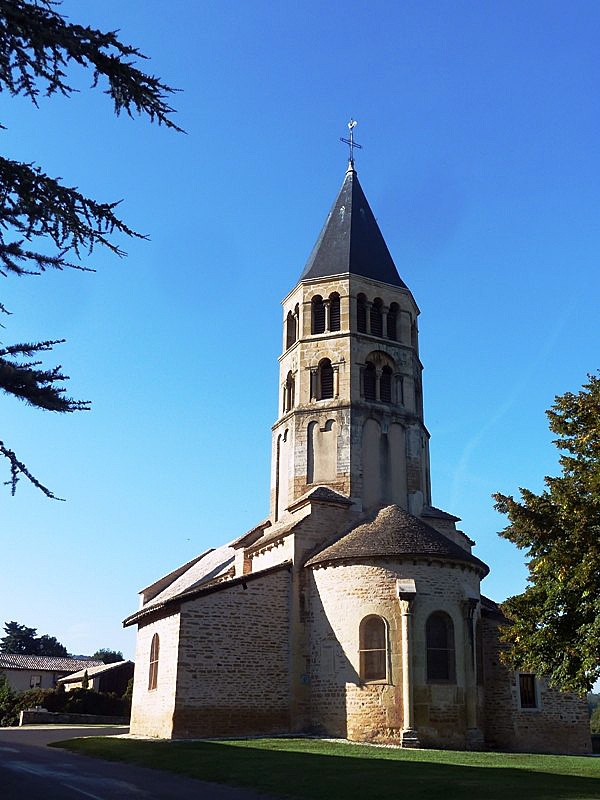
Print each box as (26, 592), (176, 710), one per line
(305, 574), (360, 740)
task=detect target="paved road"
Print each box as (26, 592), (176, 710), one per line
(0, 726), (273, 800)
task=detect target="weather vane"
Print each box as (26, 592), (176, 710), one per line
(340, 118), (362, 166)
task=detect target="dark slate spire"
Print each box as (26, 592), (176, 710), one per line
(299, 164), (407, 288)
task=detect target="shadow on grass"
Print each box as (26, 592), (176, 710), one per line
(53, 738), (600, 800)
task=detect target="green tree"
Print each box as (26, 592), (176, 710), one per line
(0, 620), (68, 655)
(81, 669), (89, 690)
(0, 0), (181, 497)
(591, 705), (600, 734)
(0, 621), (38, 653)
(91, 648), (124, 664)
(36, 634), (68, 657)
(494, 373), (600, 695)
(0, 672), (17, 726)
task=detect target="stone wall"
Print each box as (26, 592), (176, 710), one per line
(171, 566), (291, 738)
(20, 710), (128, 726)
(307, 558), (482, 747)
(481, 613), (591, 754)
(129, 610), (180, 738)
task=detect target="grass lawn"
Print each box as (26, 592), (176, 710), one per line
(53, 736), (600, 800)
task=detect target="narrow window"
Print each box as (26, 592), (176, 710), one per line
(364, 362), (376, 401)
(148, 633), (160, 690)
(370, 298), (383, 337)
(380, 366), (392, 403)
(329, 293), (341, 331)
(426, 612), (456, 683)
(286, 311), (297, 349)
(411, 320), (418, 349)
(387, 303), (398, 341)
(359, 615), (387, 682)
(319, 359), (334, 399)
(30, 674), (42, 688)
(285, 371), (295, 411)
(519, 673), (538, 709)
(312, 296), (325, 334)
(357, 294), (367, 333)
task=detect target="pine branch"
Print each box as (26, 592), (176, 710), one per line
(0, 0), (184, 131)
(0, 157), (145, 275)
(0, 338), (90, 410)
(0, 438), (61, 497)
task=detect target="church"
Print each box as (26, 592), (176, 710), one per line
(124, 153), (590, 753)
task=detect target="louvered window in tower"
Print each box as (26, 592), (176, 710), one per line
(286, 310), (297, 349)
(312, 296), (325, 334)
(364, 362), (376, 401)
(371, 298), (383, 337)
(329, 293), (341, 331)
(380, 366), (392, 403)
(357, 294), (367, 333)
(387, 303), (398, 341)
(319, 359), (334, 399)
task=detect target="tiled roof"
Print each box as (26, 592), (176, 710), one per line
(299, 165), (407, 288)
(123, 562), (292, 627)
(481, 594), (506, 619)
(143, 542), (236, 608)
(304, 504), (489, 575)
(288, 485), (353, 510)
(0, 654), (103, 672)
(58, 660), (134, 683)
(421, 505), (461, 522)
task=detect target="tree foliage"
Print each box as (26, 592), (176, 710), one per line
(91, 648), (123, 664)
(493, 373), (600, 695)
(0, 0), (181, 496)
(1, 620), (68, 655)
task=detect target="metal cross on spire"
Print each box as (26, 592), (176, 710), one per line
(340, 118), (362, 167)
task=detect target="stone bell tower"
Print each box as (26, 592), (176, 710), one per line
(270, 159), (431, 522)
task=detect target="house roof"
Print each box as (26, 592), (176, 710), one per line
(0, 654), (103, 672)
(57, 660), (134, 684)
(299, 164), (407, 288)
(304, 504), (489, 575)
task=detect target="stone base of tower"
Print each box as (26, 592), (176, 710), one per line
(401, 728), (421, 748)
(465, 728), (485, 750)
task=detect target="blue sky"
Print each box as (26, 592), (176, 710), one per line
(1, 0), (598, 662)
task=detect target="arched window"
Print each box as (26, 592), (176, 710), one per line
(357, 293), (367, 333)
(284, 371), (295, 412)
(426, 612), (455, 683)
(148, 633), (159, 690)
(312, 296), (325, 334)
(380, 366), (392, 403)
(370, 298), (383, 337)
(286, 310), (297, 349)
(364, 362), (376, 401)
(387, 302), (399, 341)
(329, 293), (341, 331)
(359, 615), (387, 682)
(319, 358), (334, 400)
